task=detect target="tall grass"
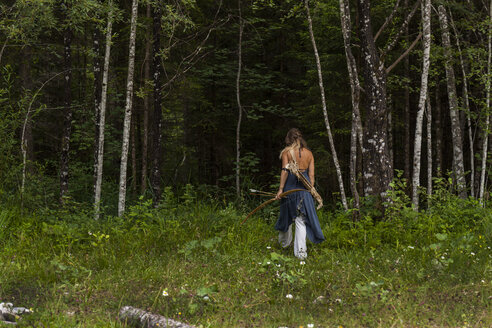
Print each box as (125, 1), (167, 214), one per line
(0, 184), (491, 327)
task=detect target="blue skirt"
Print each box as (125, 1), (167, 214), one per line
(274, 170), (325, 244)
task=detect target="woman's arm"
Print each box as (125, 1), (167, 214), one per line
(275, 151), (289, 199)
(309, 153), (315, 185)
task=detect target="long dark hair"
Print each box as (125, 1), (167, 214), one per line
(280, 128), (308, 158)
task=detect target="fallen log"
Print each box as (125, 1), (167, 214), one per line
(118, 306), (196, 328)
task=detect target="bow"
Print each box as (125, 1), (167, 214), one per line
(241, 188), (305, 226)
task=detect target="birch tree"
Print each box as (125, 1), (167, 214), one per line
(438, 5), (467, 198)
(235, 0), (243, 200)
(118, 0), (138, 216)
(411, 0), (431, 210)
(305, 0), (348, 210)
(94, 0), (113, 219)
(426, 96), (432, 197)
(339, 0), (362, 213)
(479, 0), (492, 205)
(450, 12), (475, 197)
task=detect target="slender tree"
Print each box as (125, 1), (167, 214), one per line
(305, 0), (348, 210)
(426, 95), (432, 198)
(60, 1), (73, 203)
(450, 11), (475, 197)
(339, 0), (362, 213)
(94, 0), (113, 219)
(411, 0), (432, 210)
(235, 0), (243, 200)
(479, 0), (492, 205)
(438, 5), (467, 198)
(150, 3), (163, 205)
(141, 3), (151, 194)
(118, 0), (139, 216)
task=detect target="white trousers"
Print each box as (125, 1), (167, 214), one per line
(278, 215), (307, 259)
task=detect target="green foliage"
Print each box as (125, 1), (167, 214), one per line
(0, 186), (491, 327)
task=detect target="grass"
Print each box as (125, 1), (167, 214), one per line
(0, 190), (491, 327)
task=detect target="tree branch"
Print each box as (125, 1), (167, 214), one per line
(381, 0), (421, 59)
(386, 32), (422, 74)
(375, 0), (402, 41)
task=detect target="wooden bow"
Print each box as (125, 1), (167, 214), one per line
(241, 188), (305, 226)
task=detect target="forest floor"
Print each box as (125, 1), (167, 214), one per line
(0, 192), (491, 327)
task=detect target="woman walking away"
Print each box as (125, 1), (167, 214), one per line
(275, 128), (324, 259)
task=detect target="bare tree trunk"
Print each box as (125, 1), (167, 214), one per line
(450, 12), (475, 197)
(131, 113), (137, 195)
(306, 0), (348, 210)
(118, 0), (139, 216)
(358, 0), (393, 200)
(411, 0), (432, 210)
(435, 80), (443, 175)
(60, 6), (73, 203)
(426, 95), (432, 198)
(150, 3), (163, 205)
(403, 0), (411, 185)
(94, 0), (113, 219)
(93, 25), (103, 199)
(438, 5), (467, 198)
(141, 3), (151, 194)
(236, 0), (244, 199)
(339, 0), (363, 214)
(479, 0), (492, 205)
(235, 1), (243, 200)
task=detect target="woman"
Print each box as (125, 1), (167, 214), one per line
(274, 128), (325, 259)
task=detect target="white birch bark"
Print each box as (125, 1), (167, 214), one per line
(426, 95), (432, 198)
(438, 5), (467, 198)
(306, 0), (348, 210)
(450, 12), (475, 197)
(94, 0), (113, 220)
(339, 0), (362, 212)
(235, 1), (243, 200)
(479, 0), (492, 205)
(118, 0), (139, 216)
(411, 0), (432, 210)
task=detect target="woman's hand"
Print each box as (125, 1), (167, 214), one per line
(275, 188), (283, 200)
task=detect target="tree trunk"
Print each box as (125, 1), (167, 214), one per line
(60, 6), (73, 203)
(339, 0), (362, 214)
(435, 80), (443, 175)
(235, 1), (243, 200)
(411, 0), (431, 210)
(438, 5), (467, 198)
(131, 112), (137, 195)
(403, 0), (411, 185)
(119, 306), (196, 328)
(93, 25), (103, 199)
(306, 0), (348, 210)
(479, 0), (492, 205)
(94, 0), (113, 219)
(426, 95), (432, 198)
(150, 3), (163, 206)
(118, 0), (139, 216)
(450, 12), (475, 197)
(358, 0), (393, 199)
(141, 3), (151, 194)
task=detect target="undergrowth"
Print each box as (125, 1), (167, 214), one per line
(0, 183), (491, 327)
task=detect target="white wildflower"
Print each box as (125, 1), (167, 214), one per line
(300, 261), (306, 265)
(266, 261), (271, 265)
(408, 246), (414, 249)
(471, 252), (476, 256)
(267, 246), (271, 249)
(335, 298), (342, 303)
(307, 324), (314, 328)
(162, 290), (169, 297)
(203, 296), (210, 301)
(286, 294), (293, 299)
